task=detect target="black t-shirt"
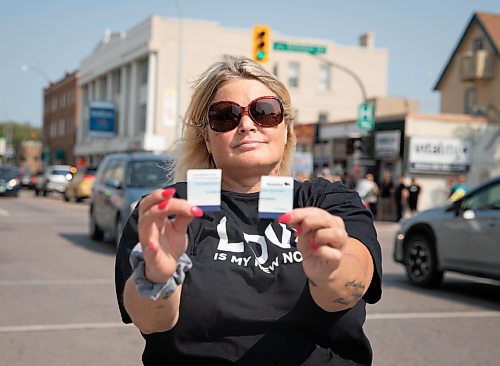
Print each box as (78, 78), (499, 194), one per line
(115, 178), (382, 365)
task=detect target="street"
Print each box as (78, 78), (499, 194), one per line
(1, 191), (500, 365)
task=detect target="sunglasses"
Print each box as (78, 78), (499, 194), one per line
(208, 96), (284, 132)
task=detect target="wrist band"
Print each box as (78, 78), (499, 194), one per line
(129, 243), (192, 301)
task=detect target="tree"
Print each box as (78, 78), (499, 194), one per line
(0, 121), (41, 150)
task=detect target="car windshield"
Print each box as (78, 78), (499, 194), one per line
(125, 160), (170, 188)
(0, 167), (16, 178)
(52, 169), (71, 176)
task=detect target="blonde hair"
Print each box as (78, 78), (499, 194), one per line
(172, 55), (296, 182)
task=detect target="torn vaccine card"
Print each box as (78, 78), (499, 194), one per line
(187, 169), (222, 212)
(258, 176), (294, 219)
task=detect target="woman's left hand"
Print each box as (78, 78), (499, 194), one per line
(279, 208), (348, 285)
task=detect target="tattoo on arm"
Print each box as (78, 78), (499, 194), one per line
(333, 297), (350, 305)
(332, 280), (366, 305)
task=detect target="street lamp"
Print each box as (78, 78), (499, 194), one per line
(21, 64), (50, 84)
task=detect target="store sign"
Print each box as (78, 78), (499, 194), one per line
(408, 137), (471, 172)
(88, 101), (116, 137)
(375, 130), (400, 158)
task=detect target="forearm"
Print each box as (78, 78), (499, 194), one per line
(309, 237), (374, 312)
(123, 277), (181, 334)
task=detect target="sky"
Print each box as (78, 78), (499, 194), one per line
(1, 0), (499, 127)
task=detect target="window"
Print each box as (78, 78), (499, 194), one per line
(139, 58), (149, 85)
(113, 69), (121, 95)
(318, 112), (328, 124)
(319, 64), (330, 91)
(472, 37), (484, 52)
(50, 122), (57, 137)
(464, 88), (476, 114)
(463, 182), (500, 210)
(51, 98), (58, 111)
(58, 119), (65, 136)
(99, 77), (107, 99)
(289, 63), (299, 88)
(138, 103), (147, 133)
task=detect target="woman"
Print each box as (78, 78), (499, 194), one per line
(115, 56), (382, 365)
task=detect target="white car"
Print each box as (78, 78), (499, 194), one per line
(35, 165), (73, 197)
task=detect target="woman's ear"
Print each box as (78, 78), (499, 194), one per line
(204, 131), (211, 154)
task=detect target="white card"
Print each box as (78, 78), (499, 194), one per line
(258, 176), (294, 219)
(187, 169), (222, 212)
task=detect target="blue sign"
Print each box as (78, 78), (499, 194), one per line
(88, 101), (116, 137)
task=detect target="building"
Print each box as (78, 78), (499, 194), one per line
(43, 71), (80, 165)
(75, 16), (388, 164)
(434, 12), (500, 118)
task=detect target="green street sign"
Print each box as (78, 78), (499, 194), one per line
(273, 42), (327, 55)
(357, 103), (375, 131)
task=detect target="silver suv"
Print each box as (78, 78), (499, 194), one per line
(89, 152), (173, 248)
(393, 175), (500, 287)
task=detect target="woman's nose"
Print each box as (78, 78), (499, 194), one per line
(238, 114), (257, 132)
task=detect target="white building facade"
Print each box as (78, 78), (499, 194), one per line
(75, 16), (388, 163)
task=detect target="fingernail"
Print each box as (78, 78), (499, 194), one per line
(295, 227), (303, 236)
(162, 188), (176, 198)
(158, 199), (169, 210)
(148, 242), (156, 251)
(278, 213), (292, 224)
(191, 206), (203, 217)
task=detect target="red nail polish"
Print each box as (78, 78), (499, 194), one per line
(296, 227), (303, 236)
(158, 199), (168, 210)
(148, 242), (156, 251)
(191, 206), (203, 217)
(278, 213), (292, 224)
(162, 188), (176, 198)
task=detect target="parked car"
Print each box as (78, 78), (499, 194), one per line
(89, 152), (173, 248)
(394, 175), (500, 287)
(64, 165), (97, 202)
(34, 165), (73, 197)
(0, 166), (21, 197)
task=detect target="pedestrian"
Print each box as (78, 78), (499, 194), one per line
(407, 177), (422, 214)
(449, 173), (469, 202)
(378, 171), (394, 221)
(394, 175), (408, 221)
(115, 56), (382, 365)
(355, 173), (379, 218)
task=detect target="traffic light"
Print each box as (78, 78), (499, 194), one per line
(252, 25), (270, 63)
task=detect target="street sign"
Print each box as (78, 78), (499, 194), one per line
(273, 42), (326, 55)
(357, 103), (374, 131)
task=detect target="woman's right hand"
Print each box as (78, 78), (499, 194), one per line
(137, 188), (203, 284)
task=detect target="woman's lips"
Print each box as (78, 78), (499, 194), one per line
(235, 140), (263, 149)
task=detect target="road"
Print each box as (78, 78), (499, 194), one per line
(1, 191), (499, 365)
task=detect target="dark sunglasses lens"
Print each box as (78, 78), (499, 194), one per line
(249, 98), (283, 126)
(208, 102), (241, 132)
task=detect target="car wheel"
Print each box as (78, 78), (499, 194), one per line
(89, 208), (104, 241)
(63, 192), (70, 202)
(404, 235), (443, 287)
(115, 215), (124, 249)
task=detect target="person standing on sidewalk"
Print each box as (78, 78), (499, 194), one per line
(407, 177), (422, 214)
(394, 176), (408, 221)
(115, 56), (382, 365)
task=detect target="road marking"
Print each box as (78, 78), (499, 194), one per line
(367, 311), (500, 320)
(1, 311), (499, 333)
(0, 279), (113, 286)
(0, 208), (10, 216)
(0, 322), (133, 333)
